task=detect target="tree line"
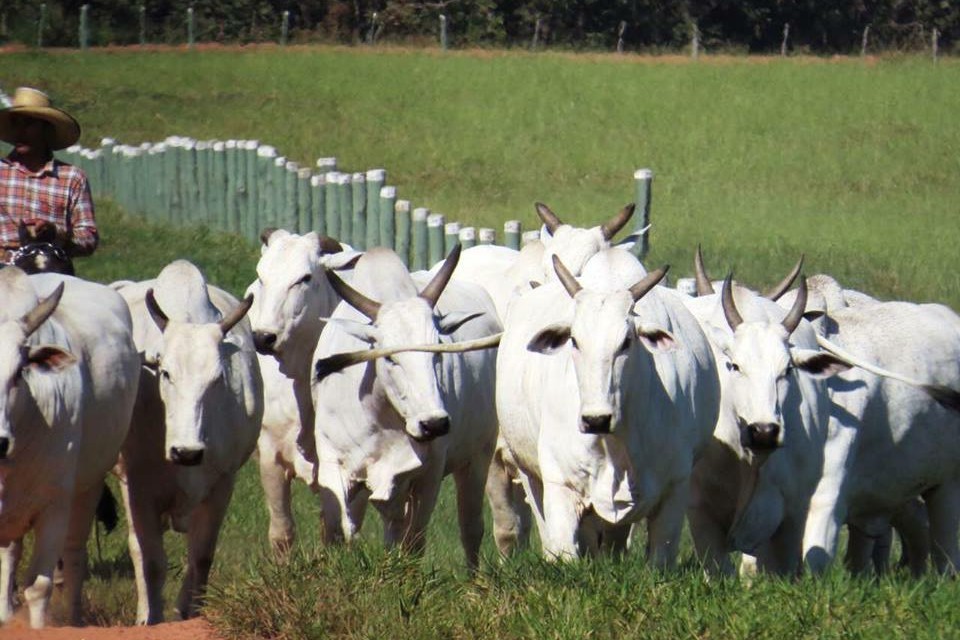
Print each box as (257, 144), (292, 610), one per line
(1, 0), (956, 54)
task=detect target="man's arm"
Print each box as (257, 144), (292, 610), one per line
(65, 171), (98, 257)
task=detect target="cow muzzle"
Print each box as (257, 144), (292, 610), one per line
(253, 331), (278, 355)
(410, 415), (451, 442)
(0, 436), (13, 460)
(169, 446), (205, 466)
(740, 422), (782, 451)
(580, 413), (613, 434)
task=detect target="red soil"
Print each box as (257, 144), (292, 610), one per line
(0, 618), (223, 640)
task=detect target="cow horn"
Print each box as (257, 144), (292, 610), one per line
(694, 244), (715, 296)
(259, 227), (279, 246)
(144, 288), (169, 333)
(420, 244), (462, 309)
(600, 203), (636, 241)
(781, 276), (808, 334)
(629, 265), (669, 301)
(535, 202), (562, 234)
(326, 270), (381, 322)
(318, 235), (344, 254)
(764, 254), (805, 301)
(721, 275), (743, 331)
(220, 294), (254, 336)
(552, 255), (582, 298)
(20, 282), (64, 337)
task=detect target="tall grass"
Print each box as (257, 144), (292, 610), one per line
(4, 47), (959, 306)
(3, 48), (959, 636)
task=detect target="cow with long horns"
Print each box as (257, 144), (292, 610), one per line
(496, 248), (719, 563)
(0, 269), (140, 628)
(310, 246), (501, 571)
(113, 261), (263, 624)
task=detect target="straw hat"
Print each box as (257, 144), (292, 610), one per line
(0, 87), (81, 151)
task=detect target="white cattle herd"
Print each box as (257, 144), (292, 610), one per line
(0, 203), (959, 628)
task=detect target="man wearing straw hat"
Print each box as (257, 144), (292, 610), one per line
(0, 87), (98, 265)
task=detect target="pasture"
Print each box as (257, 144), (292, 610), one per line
(2, 47), (959, 637)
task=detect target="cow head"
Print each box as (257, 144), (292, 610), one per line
(145, 289), (253, 466)
(536, 203), (638, 280)
(709, 275), (849, 456)
(323, 246), (480, 442)
(527, 255), (673, 435)
(249, 229), (358, 364)
(0, 281), (76, 459)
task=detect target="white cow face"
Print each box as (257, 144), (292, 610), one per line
(250, 230), (355, 358)
(536, 203), (638, 281)
(146, 290), (252, 465)
(711, 277), (849, 456)
(0, 284), (76, 459)
(527, 258), (672, 435)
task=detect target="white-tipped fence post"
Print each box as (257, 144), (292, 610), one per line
(281, 10), (289, 45)
(79, 5), (89, 50)
(676, 277), (697, 297)
(367, 12), (378, 44)
(531, 16), (541, 50)
(932, 28), (939, 64)
(617, 20), (626, 54)
(351, 172), (366, 249)
(324, 171), (340, 238)
(296, 167), (312, 233)
(187, 6), (195, 48)
(444, 221), (460, 256)
(241, 140), (259, 242)
(691, 21), (699, 59)
(337, 173), (353, 245)
(366, 169), (385, 248)
(412, 207), (429, 270)
(504, 220), (521, 250)
(459, 227), (476, 250)
(427, 213), (445, 266)
(224, 140), (239, 233)
(633, 168), (653, 260)
(310, 174), (326, 234)
(522, 230), (541, 246)
(479, 228), (495, 245)
(781, 22), (789, 57)
(395, 199), (411, 265)
(861, 25), (870, 57)
(378, 184), (396, 250)
(440, 14), (448, 50)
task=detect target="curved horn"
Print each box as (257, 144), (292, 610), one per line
(628, 265), (669, 302)
(721, 274), (743, 331)
(259, 227), (279, 246)
(318, 235), (344, 254)
(694, 244), (715, 296)
(144, 288), (169, 333)
(419, 244), (462, 308)
(326, 270), (381, 322)
(220, 294), (254, 336)
(763, 254), (805, 301)
(552, 255), (582, 298)
(781, 276), (808, 334)
(535, 202), (563, 234)
(20, 282), (65, 337)
(600, 203), (636, 241)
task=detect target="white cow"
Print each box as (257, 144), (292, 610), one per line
(246, 229), (360, 550)
(791, 295), (960, 575)
(311, 246), (501, 571)
(114, 260), (264, 624)
(0, 269), (139, 628)
(496, 249), (720, 563)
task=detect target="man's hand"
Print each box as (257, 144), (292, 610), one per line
(21, 219), (59, 243)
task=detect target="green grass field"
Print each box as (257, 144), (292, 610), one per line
(3, 47), (960, 637)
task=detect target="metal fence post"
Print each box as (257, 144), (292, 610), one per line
(79, 4), (89, 50)
(440, 14), (448, 50)
(633, 168), (653, 260)
(187, 6), (195, 48)
(281, 10), (289, 45)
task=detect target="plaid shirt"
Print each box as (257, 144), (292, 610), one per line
(0, 153), (98, 262)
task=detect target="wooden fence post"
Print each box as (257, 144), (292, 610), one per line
(932, 28), (939, 64)
(282, 160), (299, 231)
(350, 172), (367, 249)
(378, 185), (396, 251)
(188, 7), (195, 48)
(861, 25), (869, 57)
(281, 10), (289, 45)
(504, 220), (521, 250)
(633, 168), (653, 260)
(395, 199), (411, 265)
(459, 227), (476, 249)
(324, 171), (340, 238)
(412, 207), (429, 270)
(781, 22), (789, 57)
(297, 167), (312, 233)
(428, 213), (445, 266)
(242, 140), (260, 243)
(531, 16), (541, 50)
(366, 169), (385, 248)
(310, 174), (326, 234)
(440, 14), (448, 51)
(522, 230), (541, 246)
(444, 221), (460, 256)
(79, 4), (89, 49)
(479, 228), (495, 245)
(224, 140), (239, 233)
(337, 173), (353, 245)
(691, 21), (699, 59)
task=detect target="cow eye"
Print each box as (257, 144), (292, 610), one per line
(297, 274), (312, 286)
(159, 369), (171, 381)
(570, 337), (579, 350)
(726, 361), (740, 373)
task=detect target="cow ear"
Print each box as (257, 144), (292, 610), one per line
(438, 311), (485, 335)
(527, 323), (571, 354)
(706, 322), (732, 354)
(321, 250), (363, 271)
(803, 310), (825, 321)
(323, 318), (380, 345)
(635, 323), (677, 352)
(26, 345), (77, 372)
(791, 348), (852, 378)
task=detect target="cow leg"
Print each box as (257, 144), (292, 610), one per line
(120, 477), (167, 625)
(923, 481), (960, 575)
(485, 445), (532, 557)
(258, 439), (295, 556)
(844, 524), (879, 576)
(891, 498), (929, 576)
(454, 459), (490, 573)
(645, 481), (688, 570)
(0, 540), (23, 622)
(541, 481), (581, 561)
(761, 514), (804, 576)
(870, 527), (894, 575)
(23, 505), (71, 628)
(61, 484), (104, 625)
(176, 475), (235, 620)
(401, 470), (445, 559)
